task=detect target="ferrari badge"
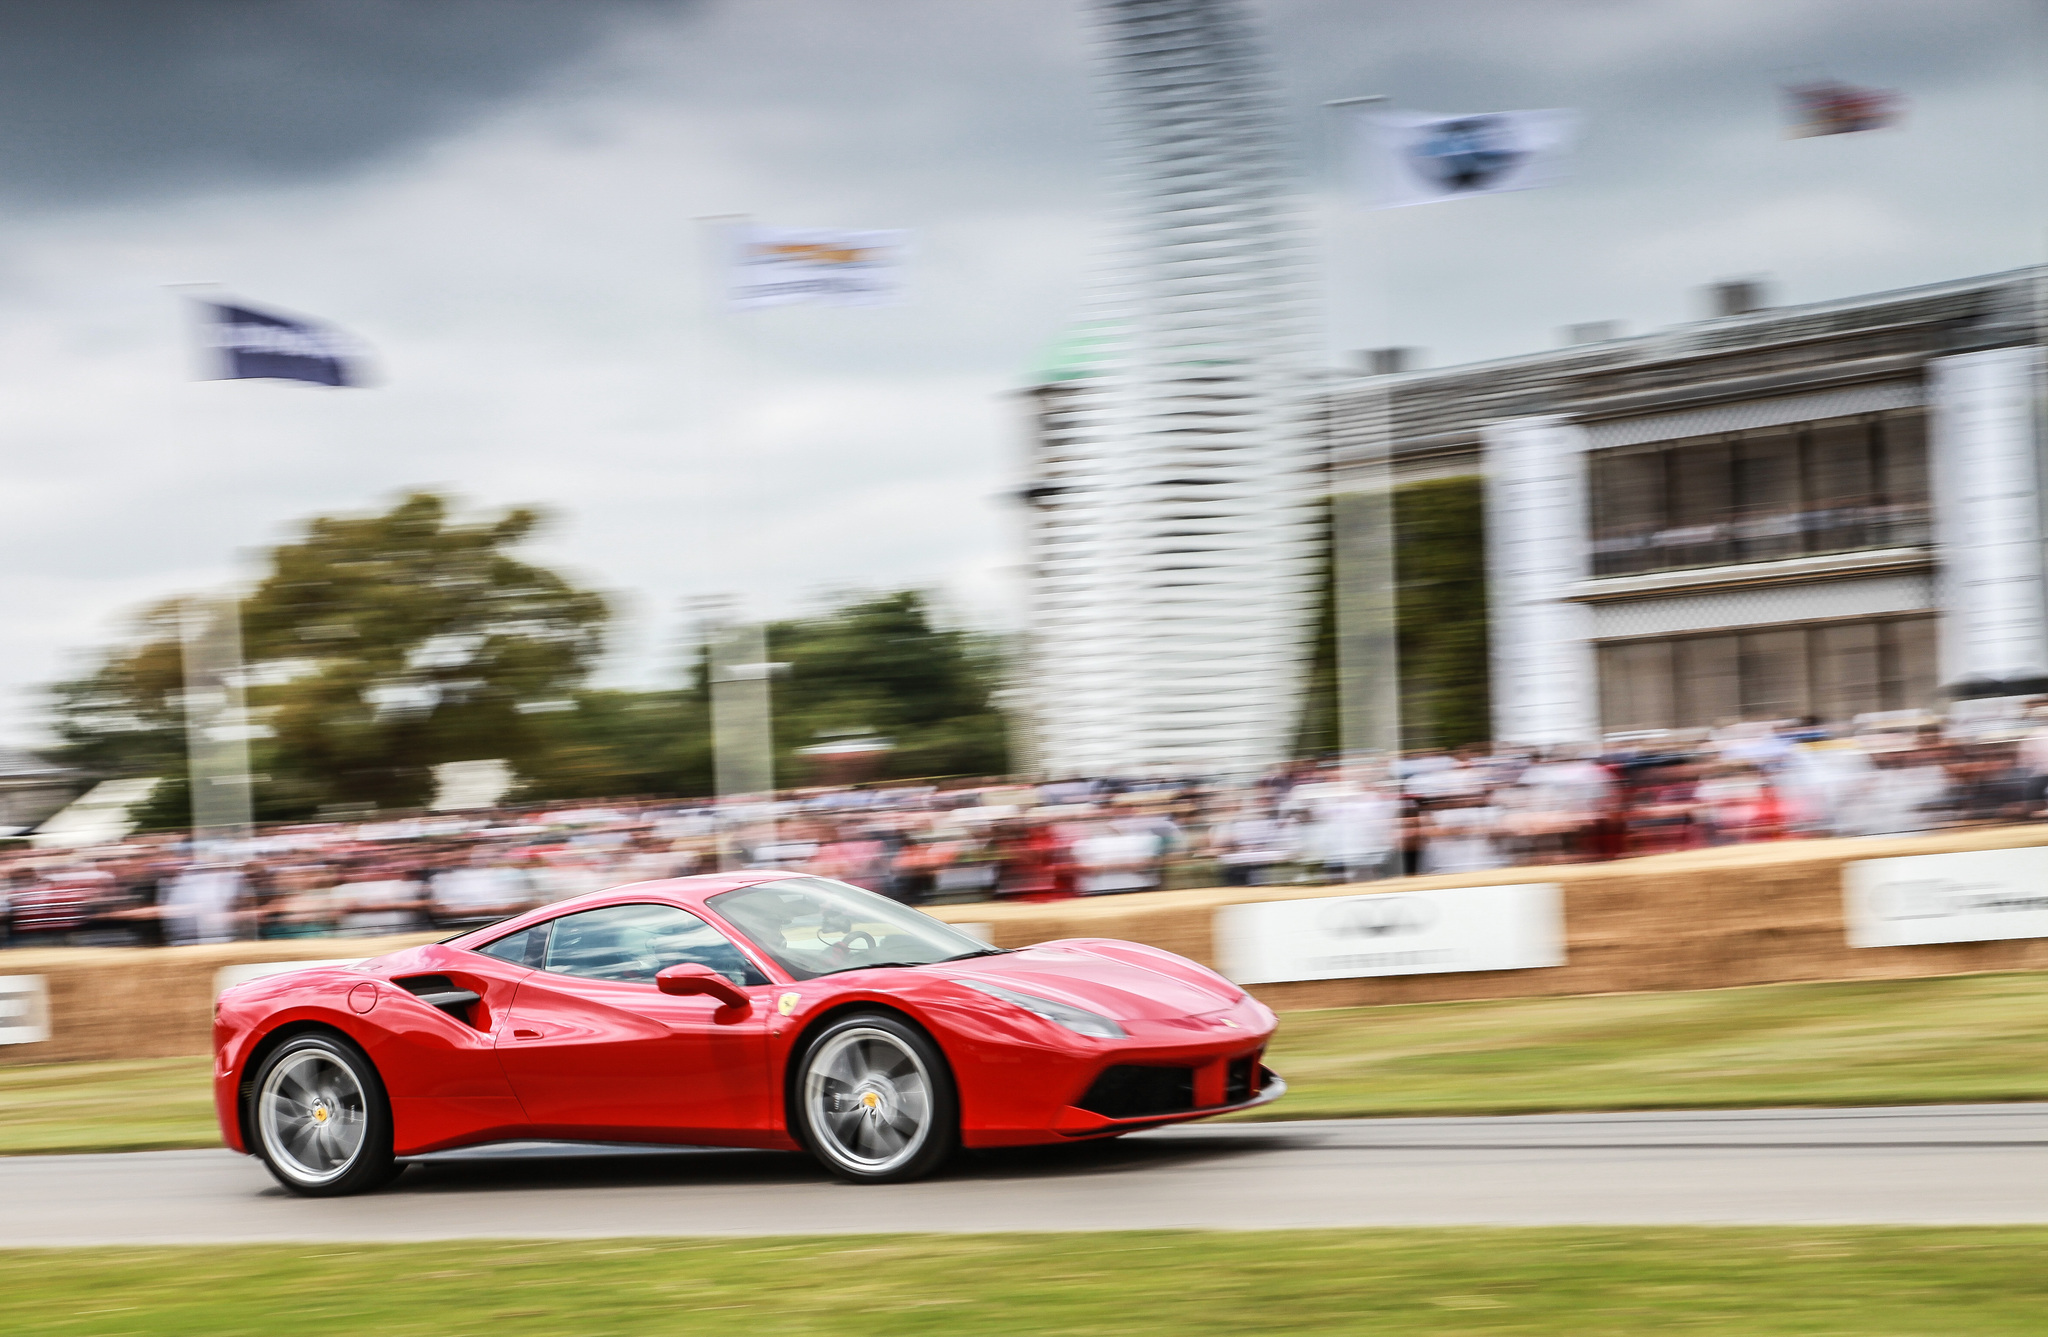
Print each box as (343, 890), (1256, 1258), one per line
(777, 992), (801, 1016)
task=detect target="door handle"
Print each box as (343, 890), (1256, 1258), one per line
(511, 1027), (544, 1040)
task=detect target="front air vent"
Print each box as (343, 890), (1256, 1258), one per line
(393, 975), (483, 1025)
(1225, 1056), (1256, 1105)
(1077, 1065), (1194, 1120)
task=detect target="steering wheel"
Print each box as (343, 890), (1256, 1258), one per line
(826, 930), (877, 965)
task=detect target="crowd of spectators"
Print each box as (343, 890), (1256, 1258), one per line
(6, 703), (2047, 948)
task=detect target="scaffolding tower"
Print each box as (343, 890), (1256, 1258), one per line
(1023, 0), (1319, 777)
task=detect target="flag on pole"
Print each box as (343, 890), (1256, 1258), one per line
(1345, 108), (1581, 209)
(194, 298), (366, 386)
(724, 225), (908, 310)
(1783, 81), (1902, 138)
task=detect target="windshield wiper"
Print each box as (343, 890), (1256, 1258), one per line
(815, 947), (1011, 977)
(816, 960), (934, 976)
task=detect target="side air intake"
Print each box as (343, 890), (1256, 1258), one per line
(392, 975), (483, 1025)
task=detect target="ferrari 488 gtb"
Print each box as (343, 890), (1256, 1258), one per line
(214, 872), (1284, 1194)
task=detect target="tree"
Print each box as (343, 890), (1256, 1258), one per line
(49, 492), (610, 819)
(511, 590), (1012, 801)
(768, 591), (1010, 783)
(1395, 476), (1491, 750)
(1293, 476), (1492, 757)
(510, 687), (713, 803)
(52, 497), (1011, 817)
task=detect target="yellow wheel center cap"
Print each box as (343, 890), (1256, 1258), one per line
(312, 1105), (329, 1124)
(860, 1091), (881, 1110)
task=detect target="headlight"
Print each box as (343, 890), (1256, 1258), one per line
(959, 979), (1126, 1039)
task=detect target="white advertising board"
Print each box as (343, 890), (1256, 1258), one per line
(0, 975), (51, 1046)
(1215, 884), (1564, 985)
(1844, 846), (2048, 948)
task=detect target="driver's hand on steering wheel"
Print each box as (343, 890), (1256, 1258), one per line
(824, 929), (877, 964)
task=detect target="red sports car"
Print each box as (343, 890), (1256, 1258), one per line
(213, 872), (1283, 1195)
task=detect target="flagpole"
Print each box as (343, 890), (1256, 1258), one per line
(693, 217), (779, 868)
(180, 594), (254, 860)
(165, 282), (225, 382)
(1321, 95), (1401, 840)
(169, 287), (256, 875)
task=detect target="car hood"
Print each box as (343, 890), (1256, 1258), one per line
(943, 939), (1241, 1021)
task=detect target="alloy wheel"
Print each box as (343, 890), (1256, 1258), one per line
(257, 1045), (370, 1186)
(803, 1026), (934, 1176)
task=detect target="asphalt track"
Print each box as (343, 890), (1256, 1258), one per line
(5, 1105), (2047, 1245)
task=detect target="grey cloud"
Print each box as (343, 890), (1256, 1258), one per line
(0, 0), (686, 206)
(1263, 0), (2033, 162)
(0, 0), (2039, 744)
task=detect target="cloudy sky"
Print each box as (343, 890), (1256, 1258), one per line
(1, 0), (2039, 745)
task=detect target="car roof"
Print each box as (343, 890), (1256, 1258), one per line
(445, 868), (802, 946)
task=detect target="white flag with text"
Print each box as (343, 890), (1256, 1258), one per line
(1346, 108), (1580, 209)
(725, 225), (908, 310)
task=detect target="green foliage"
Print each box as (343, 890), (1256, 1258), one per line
(768, 590), (1010, 783)
(45, 604), (188, 782)
(49, 492), (609, 819)
(510, 689), (713, 804)
(1293, 476), (1492, 757)
(49, 495), (1008, 814)
(516, 591), (1010, 800)
(1291, 499), (1340, 758)
(1395, 476), (1491, 750)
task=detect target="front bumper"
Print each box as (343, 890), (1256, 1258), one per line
(1051, 1064), (1286, 1137)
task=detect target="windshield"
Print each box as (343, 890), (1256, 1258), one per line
(708, 877), (996, 981)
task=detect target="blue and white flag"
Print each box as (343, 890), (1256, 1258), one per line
(1346, 107), (1581, 209)
(195, 299), (366, 387)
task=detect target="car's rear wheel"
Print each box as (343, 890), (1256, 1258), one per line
(249, 1032), (399, 1197)
(794, 1012), (957, 1184)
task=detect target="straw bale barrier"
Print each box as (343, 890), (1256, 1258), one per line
(0, 935), (436, 1066)
(925, 823), (2048, 1013)
(9, 823), (2048, 1064)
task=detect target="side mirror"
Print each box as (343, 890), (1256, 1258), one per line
(656, 963), (750, 1010)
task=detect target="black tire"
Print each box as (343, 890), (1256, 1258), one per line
(246, 1032), (400, 1197)
(792, 1011), (958, 1184)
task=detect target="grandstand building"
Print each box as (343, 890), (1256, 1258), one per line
(1321, 267), (2046, 744)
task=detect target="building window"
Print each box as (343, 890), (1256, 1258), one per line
(1588, 409), (1929, 577)
(1596, 614), (1936, 732)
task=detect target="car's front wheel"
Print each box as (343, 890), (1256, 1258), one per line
(794, 1012), (957, 1184)
(248, 1032), (400, 1197)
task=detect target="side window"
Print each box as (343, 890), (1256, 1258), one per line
(475, 922), (550, 969)
(542, 903), (768, 988)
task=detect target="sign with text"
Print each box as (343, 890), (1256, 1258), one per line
(0, 975), (50, 1046)
(1215, 884), (1564, 985)
(1845, 846), (2048, 948)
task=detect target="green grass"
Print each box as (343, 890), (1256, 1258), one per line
(1244, 971), (2048, 1120)
(0, 1058), (216, 1155)
(6, 1231), (2048, 1335)
(7, 970), (2048, 1155)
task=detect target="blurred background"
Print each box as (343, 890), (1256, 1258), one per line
(3, 0), (2046, 943)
